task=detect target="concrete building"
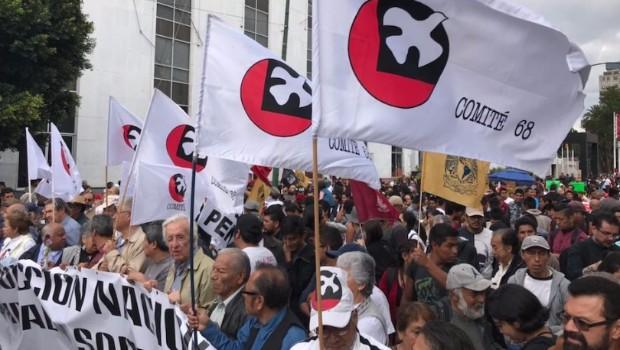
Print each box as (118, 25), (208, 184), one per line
(0, 0), (418, 188)
(599, 63), (620, 91)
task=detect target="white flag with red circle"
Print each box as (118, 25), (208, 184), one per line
(197, 16), (380, 189)
(48, 123), (83, 200)
(107, 97), (143, 166)
(311, 0), (589, 176)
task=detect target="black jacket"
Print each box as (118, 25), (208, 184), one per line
(491, 254), (524, 287)
(19, 243), (64, 266)
(565, 238), (620, 280)
(208, 291), (247, 339)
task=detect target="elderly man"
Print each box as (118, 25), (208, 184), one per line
(208, 248), (251, 338)
(445, 263), (499, 349)
(187, 264), (307, 350)
(43, 198), (81, 246)
(20, 223), (67, 268)
(337, 251), (391, 345)
(291, 266), (390, 350)
(98, 198), (147, 274)
(561, 275), (620, 350)
(507, 235), (569, 332)
(126, 221), (173, 292)
(163, 214), (215, 309)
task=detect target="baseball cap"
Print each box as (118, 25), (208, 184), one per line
(244, 200), (260, 212)
(326, 243), (366, 259)
(466, 207), (484, 217)
(446, 264), (491, 291)
(521, 235), (550, 251)
(236, 214), (262, 238)
(389, 195), (404, 207)
(310, 267), (355, 330)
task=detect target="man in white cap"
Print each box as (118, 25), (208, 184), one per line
(507, 235), (569, 332)
(446, 263), (500, 349)
(458, 207), (493, 278)
(292, 266), (390, 350)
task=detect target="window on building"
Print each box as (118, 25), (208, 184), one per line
(306, 0), (312, 79)
(244, 0), (269, 47)
(154, 0), (191, 112)
(392, 146), (403, 177)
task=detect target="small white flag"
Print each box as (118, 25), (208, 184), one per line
(49, 123), (83, 200)
(107, 97), (143, 166)
(25, 128), (51, 181)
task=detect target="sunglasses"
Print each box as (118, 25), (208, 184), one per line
(562, 313), (614, 332)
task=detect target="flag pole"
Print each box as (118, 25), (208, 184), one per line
(418, 152), (424, 235)
(49, 122), (56, 223)
(26, 128), (33, 204)
(311, 136), (325, 350)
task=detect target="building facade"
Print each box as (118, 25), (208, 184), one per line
(0, 0), (418, 188)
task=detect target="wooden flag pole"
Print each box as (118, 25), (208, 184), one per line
(312, 136), (325, 350)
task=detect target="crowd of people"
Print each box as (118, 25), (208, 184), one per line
(1, 173), (620, 350)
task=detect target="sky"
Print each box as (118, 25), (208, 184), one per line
(509, 0), (620, 129)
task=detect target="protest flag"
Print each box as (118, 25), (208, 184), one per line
(349, 179), (400, 223)
(43, 123), (83, 201)
(251, 165), (272, 187)
(197, 15), (380, 189)
(311, 0), (589, 176)
(107, 97), (143, 166)
(247, 178), (272, 211)
(421, 151), (489, 209)
(25, 127), (52, 202)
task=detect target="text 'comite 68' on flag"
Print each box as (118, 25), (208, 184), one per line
(311, 0), (590, 176)
(197, 15), (380, 189)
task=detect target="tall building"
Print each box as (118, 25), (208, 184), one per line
(599, 63), (620, 91)
(0, 0), (418, 188)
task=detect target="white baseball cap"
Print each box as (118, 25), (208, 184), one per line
(309, 267), (355, 330)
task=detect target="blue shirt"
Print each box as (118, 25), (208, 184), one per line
(202, 308), (306, 350)
(62, 216), (82, 246)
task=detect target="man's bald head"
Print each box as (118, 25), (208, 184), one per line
(6, 203), (27, 215)
(42, 223), (66, 250)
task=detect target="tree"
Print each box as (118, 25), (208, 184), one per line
(0, 0), (94, 151)
(582, 86), (620, 172)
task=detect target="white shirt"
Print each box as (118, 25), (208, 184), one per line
(242, 246), (277, 272)
(358, 317), (387, 345)
(0, 234), (36, 260)
(291, 332), (390, 350)
(370, 286), (395, 335)
(210, 287), (243, 326)
(523, 272), (553, 307)
(490, 259), (512, 289)
(474, 228), (493, 278)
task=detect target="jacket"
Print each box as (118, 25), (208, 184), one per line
(103, 227), (147, 273)
(164, 249), (215, 309)
(208, 290), (247, 339)
(507, 267), (569, 331)
(565, 238), (620, 280)
(490, 254), (524, 287)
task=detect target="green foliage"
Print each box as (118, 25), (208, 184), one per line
(0, 0), (94, 150)
(582, 86), (620, 172)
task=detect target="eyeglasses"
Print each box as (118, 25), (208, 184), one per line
(562, 313), (613, 332)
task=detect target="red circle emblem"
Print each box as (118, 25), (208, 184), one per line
(168, 173), (186, 203)
(165, 124), (207, 172)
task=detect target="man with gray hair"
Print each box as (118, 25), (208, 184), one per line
(163, 214), (215, 309)
(126, 220), (173, 291)
(337, 251), (390, 345)
(446, 263), (499, 349)
(207, 248), (251, 338)
(103, 198), (146, 273)
(43, 198), (81, 246)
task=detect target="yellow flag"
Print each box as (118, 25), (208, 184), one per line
(294, 170), (309, 188)
(421, 152), (489, 209)
(248, 178), (271, 210)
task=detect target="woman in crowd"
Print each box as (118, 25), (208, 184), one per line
(391, 302), (435, 350)
(0, 210), (36, 262)
(379, 240), (417, 327)
(487, 284), (554, 350)
(413, 320), (475, 350)
(490, 228), (523, 289)
(365, 220), (396, 282)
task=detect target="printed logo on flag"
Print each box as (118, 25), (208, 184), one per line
(60, 142), (71, 176)
(168, 173), (187, 203)
(311, 270), (343, 310)
(240, 59), (312, 137)
(443, 156), (479, 195)
(348, 0), (449, 108)
(166, 124), (207, 171)
(122, 124), (142, 150)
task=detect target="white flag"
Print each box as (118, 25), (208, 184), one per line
(49, 123), (83, 200)
(198, 16), (380, 189)
(131, 162), (192, 225)
(312, 0), (589, 176)
(131, 90), (248, 242)
(25, 128), (51, 181)
(107, 97), (143, 166)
